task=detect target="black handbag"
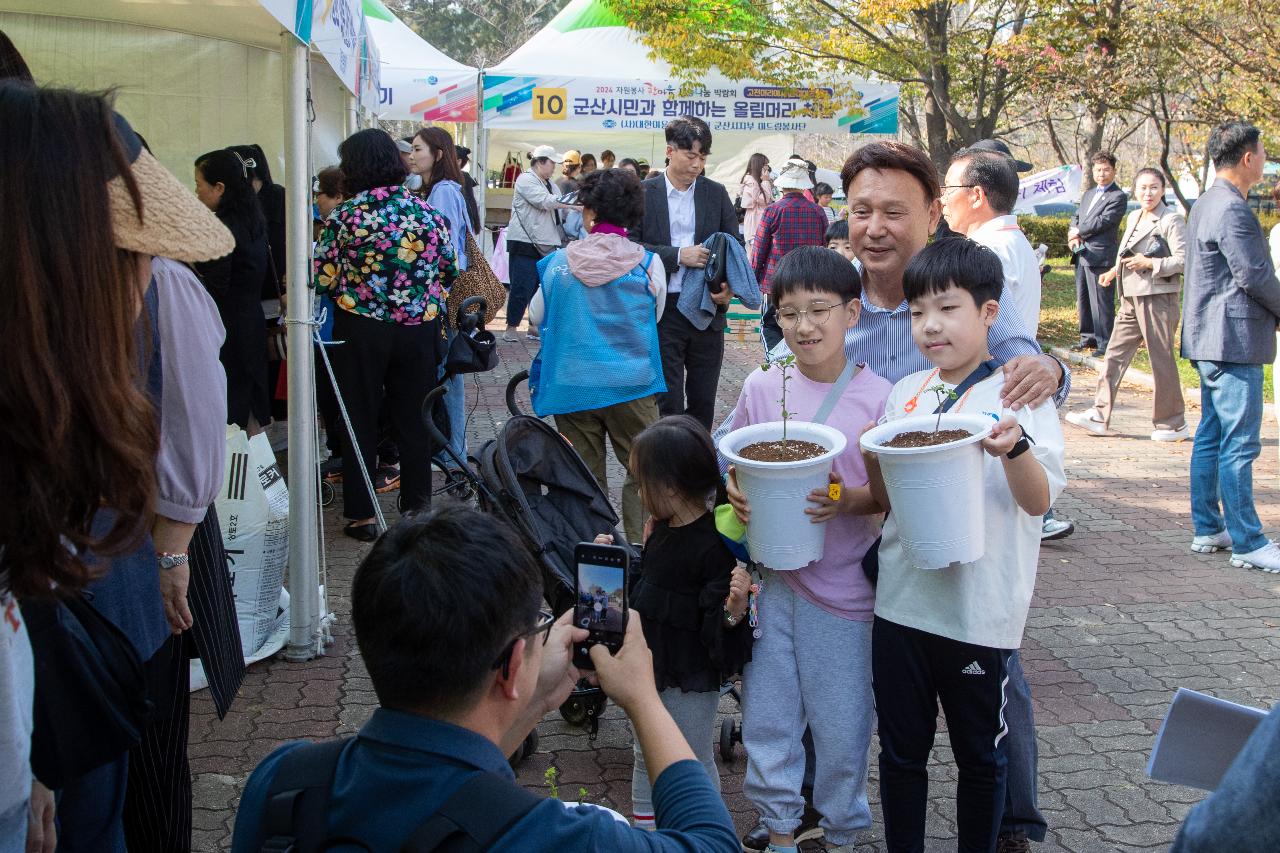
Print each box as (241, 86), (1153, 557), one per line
(22, 592), (153, 788)
(703, 232), (730, 294)
(444, 295), (498, 378)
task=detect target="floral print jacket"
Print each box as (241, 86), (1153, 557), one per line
(314, 185), (458, 325)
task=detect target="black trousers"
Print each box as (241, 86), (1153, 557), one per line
(124, 633), (193, 853)
(1075, 262), (1116, 350)
(657, 294), (725, 430)
(872, 616), (1012, 853)
(332, 309), (440, 519)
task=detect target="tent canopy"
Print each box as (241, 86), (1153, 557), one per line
(362, 0), (477, 122)
(483, 0), (897, 136)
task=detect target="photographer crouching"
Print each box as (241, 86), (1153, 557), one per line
(230, 505), (738, 851)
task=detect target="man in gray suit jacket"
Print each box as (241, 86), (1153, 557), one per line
(632, 115), (740, 429)
(1183, 121), (1280, 573)
(1069, 151), (1128, 355)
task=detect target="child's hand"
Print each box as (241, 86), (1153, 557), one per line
(726, 566), (751, 619)
(805, 470), (845, 523)
(982, 414), (1022, 457)
(726, 466), (751, 524)
(593, 533), (614, 545)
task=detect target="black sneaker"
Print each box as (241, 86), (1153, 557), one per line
(740, 803), (823, 851)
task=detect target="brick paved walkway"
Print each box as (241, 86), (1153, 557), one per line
(190, 337), (1280, 851)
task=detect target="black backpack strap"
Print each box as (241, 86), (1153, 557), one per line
(261, 738), (350, 853)
(402, 771), (543, 852)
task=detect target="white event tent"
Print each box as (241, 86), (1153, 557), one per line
(478, 0), (898, 207)
(2, 0), (478, 666)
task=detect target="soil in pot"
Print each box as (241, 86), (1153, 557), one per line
(738, 439), (829, 463)
(881, 429), (974, 449)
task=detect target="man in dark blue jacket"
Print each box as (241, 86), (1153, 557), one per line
(1069, 151), (1128, 356)
(231, 506), (739, 852)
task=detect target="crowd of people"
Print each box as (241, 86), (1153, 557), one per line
(5, 18), (1280, 847)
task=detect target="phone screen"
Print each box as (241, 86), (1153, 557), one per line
(573, 546), (628, 670)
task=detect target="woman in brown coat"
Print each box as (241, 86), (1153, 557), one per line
(1066, 168), (1188, 440)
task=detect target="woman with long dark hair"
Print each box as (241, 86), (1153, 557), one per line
(194, 148), (272, 431)
(0, 83), (235, 853)
(315, 129), (459, 540)
(409, 126), (474, 474)
(739, 152), (773, 263)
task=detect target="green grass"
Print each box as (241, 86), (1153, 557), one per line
(1038, 257), (1273, 399)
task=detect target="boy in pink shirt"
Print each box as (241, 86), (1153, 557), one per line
(726, 246), (890, 852)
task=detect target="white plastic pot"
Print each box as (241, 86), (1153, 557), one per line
(719, 421), (847, 571)
(859, 413), (994, 570)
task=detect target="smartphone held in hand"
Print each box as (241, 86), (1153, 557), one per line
(572, 542), (629, 670)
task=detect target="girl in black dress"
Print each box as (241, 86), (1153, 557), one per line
(617, 415), (753, 828)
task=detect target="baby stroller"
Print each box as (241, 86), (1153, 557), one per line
(421, 372), (636, 739)
(498, 371), (746, 760)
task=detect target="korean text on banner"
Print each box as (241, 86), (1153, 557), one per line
(1014, 165), (1084, 214)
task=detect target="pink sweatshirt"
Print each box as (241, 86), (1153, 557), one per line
(730, 362), (891, 620)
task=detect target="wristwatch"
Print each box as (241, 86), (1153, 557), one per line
(1006, 426), (1033, 460)
(157, 551), (189, 571)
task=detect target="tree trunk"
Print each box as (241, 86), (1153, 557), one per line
(1080, 102), (1107, 190)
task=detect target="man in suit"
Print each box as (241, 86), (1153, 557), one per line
(1069, 151), (1128, 356)
(1183, 121), (1280, 573)
(633, 115), (740, 429)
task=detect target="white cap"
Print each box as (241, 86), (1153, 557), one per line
(395, 138), (413, 153)
(530, 145), (565, 163)
(774, 158), (813, 190)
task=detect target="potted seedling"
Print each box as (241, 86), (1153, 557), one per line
(718, 354), (848, 571)
(859, 386), (996, 569)
(545, 766), (628, 824)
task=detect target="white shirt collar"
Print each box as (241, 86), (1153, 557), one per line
(969, 214), (1021, 239)
(664, 170), (696, 198)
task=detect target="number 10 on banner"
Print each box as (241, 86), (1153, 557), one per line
(531, 87), (568, 120)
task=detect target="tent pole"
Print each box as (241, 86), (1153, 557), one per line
(475, 71), (488, 234)
(282, 30), (322, 662)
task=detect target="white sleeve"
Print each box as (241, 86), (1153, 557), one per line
(647, 255), (668, 321)
(527, 287), (545, 326)
(1016, 401), (1067, 506)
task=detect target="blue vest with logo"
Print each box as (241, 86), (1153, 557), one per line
(530, 249), (665, 417)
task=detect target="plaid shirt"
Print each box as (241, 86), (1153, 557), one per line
(752, 193), (830, 293)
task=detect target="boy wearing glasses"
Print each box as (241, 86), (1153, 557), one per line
(725, 247), (891, 853)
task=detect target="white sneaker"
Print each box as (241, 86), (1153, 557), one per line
(1151, 424), (1190, 442)
(1191, 530), (1232, 553)
(1230, 541), (1280, 573)
(1041, 518), (1075, 541)
(1065, 408), (1109, 435)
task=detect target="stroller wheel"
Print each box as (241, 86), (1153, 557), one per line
(720, 716), (737, 762)
(559, 696), (589, 726)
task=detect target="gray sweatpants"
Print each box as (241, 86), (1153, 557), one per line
(631, 686), (722, 817)
(742, 573), (875, 846)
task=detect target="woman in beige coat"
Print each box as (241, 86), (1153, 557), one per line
(1067, 168), (1189, 440)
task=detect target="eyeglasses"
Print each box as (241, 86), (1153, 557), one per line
(492, 609), (556, 678)
(776, 301), (843, 329)
(940, 184), (976, 193)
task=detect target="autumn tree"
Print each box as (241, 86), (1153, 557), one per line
(387, 0), (570, 66)
(601, 0), (1049, 170)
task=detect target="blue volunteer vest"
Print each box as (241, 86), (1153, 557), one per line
(530, 249), (665, 417)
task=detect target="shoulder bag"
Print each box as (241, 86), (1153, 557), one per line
(22, 591), (153, 788)
(446, 233), (505, 328)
